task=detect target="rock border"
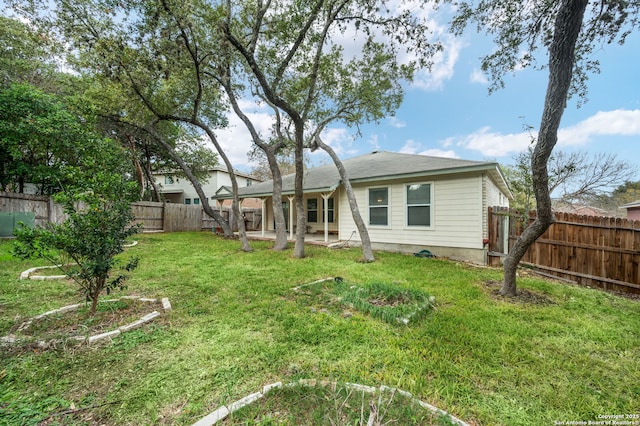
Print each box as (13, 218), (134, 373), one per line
(0, 296), (171, 348)
(293, 277), (435, 325)
(19, 241), (138, 280)
(192, 379), (470, 426)
(19, 264), (73, 280)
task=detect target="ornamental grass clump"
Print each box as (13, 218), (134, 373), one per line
(341, 282), (435, 325)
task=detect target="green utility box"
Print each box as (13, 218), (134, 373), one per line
(0, 212), (36, 237)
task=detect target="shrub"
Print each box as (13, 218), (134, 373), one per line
(13, 172), (140, 316)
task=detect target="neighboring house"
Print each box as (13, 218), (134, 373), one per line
(620, 200), (640, 220)
(552, 201), (610, 217)
(153, 167), (261, 208)
(226, 151), (512, 264)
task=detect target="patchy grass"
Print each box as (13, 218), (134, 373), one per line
(4, 298), (164, 350)
(1, 232), (639, 425)
(295, 278), (434, 325)
(222, 381), (458, 425)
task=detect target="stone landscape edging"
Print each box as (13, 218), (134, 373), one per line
(19, 241), (138, 280)
(191, 379), (470, 426)
(19, 264), (73, 280)
(0, 296), (171, 348)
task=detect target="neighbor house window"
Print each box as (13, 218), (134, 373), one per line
(185, 198), (191, 205)
(369, 188), (388, 226)
(193, 198), (200, 205)
(307, 198), (318, 222)
(406, 183), (431, 226)
(165, 176), (174, 184)
(247, 178), (253, 186)
(322, 197), (335, 223)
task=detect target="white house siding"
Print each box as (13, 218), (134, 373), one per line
(482, 173), (510, 238)
(338, 173), (486, 261)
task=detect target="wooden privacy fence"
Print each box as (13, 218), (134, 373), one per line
(1, 192), (67, 236)
(131, 201), (261, 232)
(488, 207), (640, 295)
(1, 193), (260, 235)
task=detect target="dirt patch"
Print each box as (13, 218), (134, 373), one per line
(367, 293), (413, 307)
(483, 280), (557, 306)
(3, 297), (164, 353)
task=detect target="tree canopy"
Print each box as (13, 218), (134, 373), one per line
(0, 83), (128, 194)
(450, 0), (639, 295)
(503, 147), (637, 212)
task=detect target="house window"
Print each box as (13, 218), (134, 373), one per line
(247, 178), (253, 186)
(185, 198), (191, 205)
(307, 198), (318, 223)
(193, 198), (200, 205)
(322, 197), (335, 223)
(369, 188), (388, 226)
(406, 183), (431, 227)
(165, 176), (174, 184)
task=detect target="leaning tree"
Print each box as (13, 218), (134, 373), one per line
(221, 0), (442, 260)
(450, 0), (639, 295)
(11, 0), (258, 248)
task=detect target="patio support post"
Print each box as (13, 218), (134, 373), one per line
(287, 195), (295, 240)
(321, 192), (334, 243)
(261, 198), (266, 237)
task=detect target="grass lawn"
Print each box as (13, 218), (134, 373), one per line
(1, 232), (639, 425)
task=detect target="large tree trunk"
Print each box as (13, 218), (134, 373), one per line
(221, 78), (288, 250)
(313, 137), (375, 262)
(502, 0), (588, 296)
(293, 124), (306, 258)
(145, 124), (233, 236)
(125, 134), (146, 200)
(267, 152), (289, 250)
(198, 125), (252, 252)
(142, 159), (162, 202)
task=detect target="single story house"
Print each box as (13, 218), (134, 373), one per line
(620, 200), (640, 220)
(223, 151), (512, 264)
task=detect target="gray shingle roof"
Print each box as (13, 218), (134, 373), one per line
(223, 151), (510, 199)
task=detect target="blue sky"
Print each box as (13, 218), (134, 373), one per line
(218, 15), (640, 186)
(4, 1), (637, 182)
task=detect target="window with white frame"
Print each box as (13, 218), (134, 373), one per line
(406, 183), (431, 226)
(193, 198), (200, 205)
(322, 197), (335, 223)
(184, 198), (191, 205)
(369, 188), (388, 226)
(165, 175), (174, 184)
(307, 198), (318, 222)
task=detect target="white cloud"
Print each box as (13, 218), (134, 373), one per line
(399, 140), (459, 158)
(308, 127), (358, 164)
(413, 36), (465, 91)
(451, 109), (640, 158)
(214, 104), (276, 171)
(327, 0), (462, 92)
(388, 116), (406, 128)
(450, 126), (533, 157)
(399, 139), (421, 154)
(470, 68), (489, 85)
(418, 149), (459, 158)
(368, 134), (381, 151)
(558, 109), (640, 146)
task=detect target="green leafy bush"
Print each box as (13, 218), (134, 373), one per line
(13, 163), (140, 316)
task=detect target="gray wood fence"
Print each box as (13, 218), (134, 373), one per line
(1, 192), (260, 235)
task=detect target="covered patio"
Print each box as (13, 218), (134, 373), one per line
(245, 230), (341, 246)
